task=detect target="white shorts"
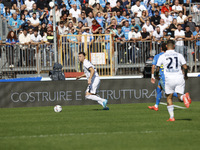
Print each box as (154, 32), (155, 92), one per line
(86, 77), (100, 94)
(165, 76), (185, 95)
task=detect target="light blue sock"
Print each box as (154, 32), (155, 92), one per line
(173, 92), (178, 97)
(156, 87), (162, 106)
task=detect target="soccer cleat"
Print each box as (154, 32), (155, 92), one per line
(148, 106), (158, 111)
(183, 94), (190, 108)
(185, 93), (192, 104)
(167, 118), (175, 121)
(103, 107), (109, 110)
(103, 99), (108, 108)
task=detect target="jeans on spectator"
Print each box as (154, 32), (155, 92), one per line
(175, 45), (184, 56)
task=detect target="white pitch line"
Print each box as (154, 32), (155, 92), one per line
(160, 102), (186, 109)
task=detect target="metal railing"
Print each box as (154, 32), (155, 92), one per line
(0, 35), (199, 78)
(0, 16), (9, 42)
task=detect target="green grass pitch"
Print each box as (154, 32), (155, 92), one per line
(0, 102), (200, 150)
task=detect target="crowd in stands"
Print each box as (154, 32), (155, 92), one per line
(0, 0), (200, 62)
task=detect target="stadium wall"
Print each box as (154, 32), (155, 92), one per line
(0, 78), (199, 108)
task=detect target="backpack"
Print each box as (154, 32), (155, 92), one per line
(49, 63), (65, 81)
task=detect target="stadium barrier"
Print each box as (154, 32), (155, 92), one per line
(0, 77), (199, 108)
(0, 16), (9, 42)
(0, 36), (200, 78)
(189, 3), (200, 25)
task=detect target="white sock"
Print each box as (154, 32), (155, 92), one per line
(154, 104), (158, 108)
(85, 95), (105, 107)
(167, 105), (174, 119)
(180, 95), (184, 101)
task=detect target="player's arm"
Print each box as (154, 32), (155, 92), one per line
(76, 74), (86, 80)
(154, 67), (160, 80)
(182, 64), (188, 80)
(88, 67), (95, 85)
(151, 65), (156, 84)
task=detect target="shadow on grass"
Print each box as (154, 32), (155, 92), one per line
(176, 118), (192, 121)
(91, 109), (109, 111)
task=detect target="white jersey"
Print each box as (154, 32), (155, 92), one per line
(83, 59), (99, 80)
(156, 50), (186, 78)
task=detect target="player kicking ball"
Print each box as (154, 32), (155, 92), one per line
(148, 43), (178, 111)
(76, 52), (109, 110)
(155, 40), (191, 121)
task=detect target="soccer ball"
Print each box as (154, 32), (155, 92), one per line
(54, 105), (62, 112)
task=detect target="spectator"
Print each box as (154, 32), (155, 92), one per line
(172, 0), (183, 16)
(69, 4), (81, 19)
(78, 11), (88, 27)
(185, 15), (196, 32)
(49, 4), (61, 23)
(174, 24), (185, 55)
(161, 11), (172, 26)
(150, 10), (161, 29)
(29, 12), (40, 28)
(157, 18), (168, 33)
(154, 0), (166, 7)
(89, 0), (100, 8)
(91, 19), (101, 34)
(39, 11), (49, 25)
(168, 18), (177, 38)
(63, 0), (71, 10)
(61, 4), (69, 17)
(19, 14), (26, 26)
(112, 1), (123, 15)
(28, 28), (34, 36)
(25, 0), (35, 11)
(8, 13), (21, 33)
(86, 11), (94, 27)
(163, 29), (171, 40)
(176, 11), (187, 28)
(82, 2), (93, 16)
(193, 25), (200, 61)
(71, 0), (82, 10)
(95, 12), (104, 27)
(66, 22), (74, 33)
(192, 3), (200, 13)
(129, 18), (141, 32)
(184, 25), (194, 60)
(122, 20), (131, 41)
(4, 7), (12, 21)
(0, 0), (5, 15)
(57, 21), (68, 35)
(30, 28), (43, 43)
(115, 10), (124, 25)
(140, 10), (149, 26)
(141, 27), (151, 41)
(183, 0), (191, 16)
(107, 0), (117, 8)
(161, 2), (172, 14)
(39, 23), (47, 37)
(128, 26), (141, 41)
(24, 9), (31, 20)
(29, 3), (41, 18)
(93, 3), (103, 16)
(153, 26), (163, 43)
(131, 0), (147, 18)
(36, 0), (49, 12)
(103, 2), (112, 13)
(6, 31), (19, 68)
(142, 20), (154, 36)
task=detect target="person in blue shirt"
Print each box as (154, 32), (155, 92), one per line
(99, 0), (106, 8)
(8, 13), (21, 32)
(0, 0), (4, 15)
(129, 18), (141, 32)
(104, 28), (111, 62)
(148, 43), (178, 111)
(154, 0), (166, 7)
(193, 25), (200, 61)
(95, 12), (104, 27)
(122, 20), (130, 40)
(63, 0), (71, 10)
(70, 0), (81, 9)
(4, 7), (12, 21)
(6, 30), (19, 68)
(115, 10), (123, 25)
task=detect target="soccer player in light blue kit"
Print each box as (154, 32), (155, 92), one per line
(148, 43), (178, 111)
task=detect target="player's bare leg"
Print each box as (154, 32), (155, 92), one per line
(166, 93), (175, 121)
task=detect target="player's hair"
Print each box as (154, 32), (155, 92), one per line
(79, 52), (86, 56)
(161, 43), (167, 52)
(167, 40), (175, 49)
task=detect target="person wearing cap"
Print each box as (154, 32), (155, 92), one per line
(161, 2), (172, 14)
(151, 10), (161, 29)
(163, 29), (171, 40)
(185, 15), (196, 32)
(174, 24), (185, 56)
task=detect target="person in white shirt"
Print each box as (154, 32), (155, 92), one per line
(69, 4), (81, 19)
(177, 11), (187, 25)
(107, 0), (117, 8)
(89, 0), (100, 7)
(157, 19), (168, 33)
(76, 52), (109, 110)
(153, 26), (163, 42)
(172, 0), (183, 16)
(131, 0), (148, 18)
(25, 0), (35, 11)
(174, 24), (185, 55)
(128, 26), (141, 41)
(57, 21), (68, 35)
(156, 40), (191, 121)
(30, 29), (43, 43)
(161, 11), (173, 26)
(142, 20), (154, 36)
(29, 13), (40, 27)
(19, 28), (31, 44)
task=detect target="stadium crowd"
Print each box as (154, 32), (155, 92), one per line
(0, 0), (200, 65)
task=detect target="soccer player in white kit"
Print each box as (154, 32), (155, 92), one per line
(156, 40), (191, 121)
(76, 52), (109, 110)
